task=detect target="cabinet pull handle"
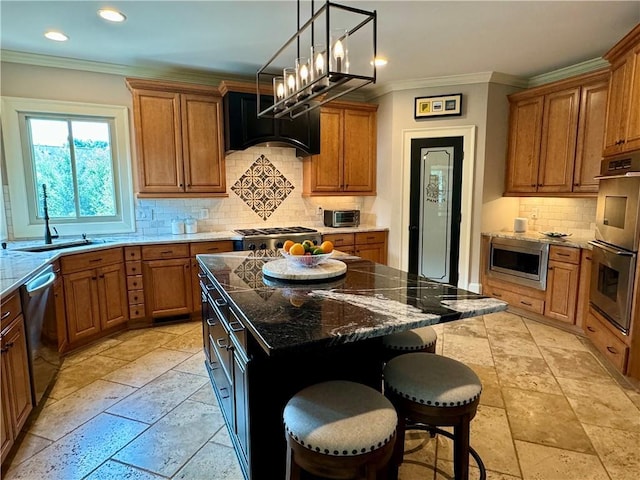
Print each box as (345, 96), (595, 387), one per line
(0, 347), (8, 354)
(99, 274), (105, 278)
(492, 292), (502, 297)
(207, 247), (220, 252)
(90, 258), (103, 263)
(606, 346), (618, 355)
(549, 267), (554, 270)
(587, 326), (596, 332)
(1, 311), (11, 320)
(366, 236), (375, 240)
(197, 273), (206, 278)
(557, 253), (570, 257)
(574, 183), (579, 187)
(586, 256), (592, 261)
(215, 298), (227, 308)
(4, 341), (14, 349)
(206, 318), (216, 327)
(229, 321), (244, 332)
(216, 338), (229, 349)
(520, 301), (533, 306)
(531, 184), (536, 187)
(160, 250), (173, 255)
(92, 276), (97, 280)
(219, 387), (230, 399)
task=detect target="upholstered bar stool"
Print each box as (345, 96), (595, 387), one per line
(283, 380), (397, 480)
(383, 353), (485, 480)
(382, 325), (438, 360)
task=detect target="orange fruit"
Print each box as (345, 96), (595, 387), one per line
(283, 240), (294, 252)
(289, 243), (305, 256)
(320, 240), (334, 254)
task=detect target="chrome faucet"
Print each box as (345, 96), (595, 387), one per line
(42, 184), (59, 244)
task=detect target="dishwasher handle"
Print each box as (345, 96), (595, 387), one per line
(25, 266), (56, 297)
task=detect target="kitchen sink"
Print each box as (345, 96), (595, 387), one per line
(15, 238), (105, 252)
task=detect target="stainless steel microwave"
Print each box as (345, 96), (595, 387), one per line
(323, 210), (360, 228)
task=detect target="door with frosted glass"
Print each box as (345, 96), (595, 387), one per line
(409, 137), (463, 285)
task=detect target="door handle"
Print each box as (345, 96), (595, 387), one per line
(588, 241), (634, 256)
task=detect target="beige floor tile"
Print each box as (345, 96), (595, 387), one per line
(483, 311), (529, 333)
(514, 440), (609, 480)
(102, 348), (192, 387)
(84, 460), (165, 479)
(172, 351), (208, 377)
(435, 460), (522, 480)
(468, 364), (504, 408)
(493, 353), (562, 394)
(59, 338), (122, 370)
(113, 400), (225, 477)
(163, 330), (203, 353)
(107, 370), (207, 423)
(211, 425), (234, 448)
(502, 388), (595, 453)
(557, 376), (640, 432)
(152, 320), (202, 336)
(444, 317), (488, 338)
(442, 333), (494, 367)
(99, 330), (180, 361)
(487, 330), (542, 358)
(524, 319), (588, 351)
(583, 424), (640, 480)
(4, 413), (147, 480)
(173, 441), (245, 480)
(29, 379), (137, 441)
(624, 388), (640, 409)
(189, 383), (219, 406)
(6, 434), (52, 467)
(540, 346), (613, 383)
(48, 355), (129, 400)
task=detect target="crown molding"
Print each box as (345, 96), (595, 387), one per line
(526, 57), (608, 87)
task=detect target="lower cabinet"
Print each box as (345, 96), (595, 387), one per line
(322, 230), (388, 265)
(142, 244), (192, 319)
(544, 246), (581, 323)
(585, 308), (629, 373)
(1, 292), (33, 464)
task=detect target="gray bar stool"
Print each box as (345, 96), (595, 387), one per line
(383, 353), (485, 480)
(382, 325), (438, 359)
(283, 380), (398, 480)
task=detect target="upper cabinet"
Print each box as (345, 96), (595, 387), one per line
(302, 101), (378, 196)
(505, 70), (609, 196)
(126, 78), (226, 197)
(603, 24), (640, 156)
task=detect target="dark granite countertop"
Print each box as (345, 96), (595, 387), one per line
(197, 250), (508, 355)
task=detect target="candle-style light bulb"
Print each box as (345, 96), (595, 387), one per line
(287, 73), (295, 91)
(333, 39), (344, 72)
(277, 83), (285, 99)
(315, 52), (324, 75)
(300, 64), (309, 84)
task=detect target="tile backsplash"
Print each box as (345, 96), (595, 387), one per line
(518, 197), (596, 238)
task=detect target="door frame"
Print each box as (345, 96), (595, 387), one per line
(401, 126), (476, 289)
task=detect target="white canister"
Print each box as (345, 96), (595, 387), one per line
(185, 217), (197, 234)
(171, 218), (185, 235)
(514, 217), (528, 233)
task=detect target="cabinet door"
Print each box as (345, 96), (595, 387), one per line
(97, 263), (128, 330)
(603, 58), (629, 156)
(356, 243), (386, 264)
(53, 276), (68, 353)
(537, 87), (580, 193)
(233, 352), (249, 461)
(306, 108), (344, 192)
(505, 97), (543, 193)
(343, 109), (376, 193)
(545, 260), (580, 323)
(181, 94), (226, 193)
(132, 90), (184, 193)
(574, 81), (608, 192)
(1, 358), (14, 463)
(64, 270), (101, 343)
(1, 316), (33, 434)
(623, 45), (640, 153)
(144, 259), (193, 317)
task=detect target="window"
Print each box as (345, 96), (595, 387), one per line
(1, 97), (134, 238)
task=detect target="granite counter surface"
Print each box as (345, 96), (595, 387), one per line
(482, 231), (594, 249)
(197, 250), (507, 355)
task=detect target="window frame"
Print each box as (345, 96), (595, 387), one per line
(1, 96), (135, 239)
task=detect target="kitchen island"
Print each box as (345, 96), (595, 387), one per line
(197, 250), (507, 480)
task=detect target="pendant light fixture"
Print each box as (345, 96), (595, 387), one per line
(257, 0), (377, 119)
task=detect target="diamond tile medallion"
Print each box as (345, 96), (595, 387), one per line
(231, 155), (294, 221)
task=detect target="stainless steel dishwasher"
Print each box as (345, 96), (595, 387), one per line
(19, 264), (59, 405)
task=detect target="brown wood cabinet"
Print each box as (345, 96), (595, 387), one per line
(1, 292), (33, 464)
(544, 246), (580, 323)
(126, 78), (226, 197)
(190, 241), (234, 315)
(124, 246), (146, 325)
(142, 244), (192, 318)
(585, 308), (629, 373)
(505, 70), (609, 196)
(62, 248), (128, 346)
(603, 24), (640, 156)
(303, 101), (377, 196)
(322, 230), (388, 265)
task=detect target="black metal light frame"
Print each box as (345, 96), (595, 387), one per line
(256, 0), (377, 119)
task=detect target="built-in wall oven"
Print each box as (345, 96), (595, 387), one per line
(487, 237), (550, 290)
(590, 152), (640, 335)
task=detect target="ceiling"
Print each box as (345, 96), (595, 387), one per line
(1, 1), (639, 91)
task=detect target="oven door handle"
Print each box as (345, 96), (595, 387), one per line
(588, 241), (634, 256)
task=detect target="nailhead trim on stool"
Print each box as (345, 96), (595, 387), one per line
(383, 325), (438, 352)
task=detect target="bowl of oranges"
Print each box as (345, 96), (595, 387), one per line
(281, 239), (334, 267)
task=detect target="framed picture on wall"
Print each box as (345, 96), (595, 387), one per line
(414, 93), (462, 119)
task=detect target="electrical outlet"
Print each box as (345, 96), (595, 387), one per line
(316, 206), (323, 216)
(531, 208), (538, 219)
(200, 208), (209, 220)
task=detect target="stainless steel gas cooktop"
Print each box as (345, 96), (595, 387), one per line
(234, 226), (320, 251)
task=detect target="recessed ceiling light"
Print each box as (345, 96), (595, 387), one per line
(98, 8), (126, 22)
(371, 57), (388, 67)
(44, 31), (69, 42)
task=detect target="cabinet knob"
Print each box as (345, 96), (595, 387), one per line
(548, 267), (554, 270)
(587, 326), (596, 332)
(606, 346), (618, 354)
(531, 184), (536, 187)
(574, 183), (579, 187)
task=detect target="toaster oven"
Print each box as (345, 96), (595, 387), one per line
(323, 210), (360, 228)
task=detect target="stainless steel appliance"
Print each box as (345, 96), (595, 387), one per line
(19, 265), (59, 405)
(486, 237), (550, 290)
(323, 209), (360, 228)
(590, 152), (640, 334)
(234, 226), (321, 251)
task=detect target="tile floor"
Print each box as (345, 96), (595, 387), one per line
(3, 311), (640, 480)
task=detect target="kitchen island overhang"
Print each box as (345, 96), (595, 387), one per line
(196, 250), (507, 480)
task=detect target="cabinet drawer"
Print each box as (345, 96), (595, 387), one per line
(129, 304), (146, 319)
(126, 275), (144, 291)
(486, 286), (545, 314)
(142, 244), (190, 260)
(585, 310), (628, 372)
(125, 261), (143, 276)
(549, 245), (580, 264)
(355, 231), (386, 245)
(128, 290), (145, 305)
(1, 291), (22, 330)
(124, 246), (142, 261)
(61, 248), (123, 273)
(322, 233), (354, 247)
(190, 241), (234, 256)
